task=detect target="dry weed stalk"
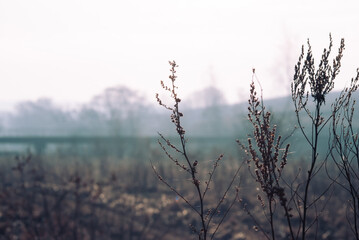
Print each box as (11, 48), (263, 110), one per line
(238, 72), (294, 240)
(152, 61), (240, 240)
(329, 68), (359, 239)
(291, 34), (345, 239)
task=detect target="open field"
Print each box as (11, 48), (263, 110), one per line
(0, 151), (354, 240)
(0, 37), (359, 240)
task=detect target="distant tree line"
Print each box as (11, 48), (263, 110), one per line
(0, 85), (249, 138)
(0, 83), (355, 148)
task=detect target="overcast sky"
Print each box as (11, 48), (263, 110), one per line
(0, 0), (358, 110)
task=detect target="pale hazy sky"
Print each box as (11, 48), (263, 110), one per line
(0, 0), (358, 110)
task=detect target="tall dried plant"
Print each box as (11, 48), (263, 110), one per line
(238, 71), (294, 240)
(329, 68), (359, 239)
(152, 61), (240, 240)
(291, 34), (345, 239)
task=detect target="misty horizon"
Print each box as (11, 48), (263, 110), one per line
(1, 0), (359, 110)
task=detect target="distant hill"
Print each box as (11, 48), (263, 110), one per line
(0, 90), (357, 138)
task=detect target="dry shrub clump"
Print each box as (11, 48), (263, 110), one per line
(237, 73), (294, 240)
(152, 60), (241, 240)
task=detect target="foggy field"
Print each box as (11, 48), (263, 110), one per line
(0, 78), (358, 240)
(0, 58), (359, 239)
(1, 1), (359, 239)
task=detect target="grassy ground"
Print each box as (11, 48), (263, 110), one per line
(0, 152), (353, 240)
